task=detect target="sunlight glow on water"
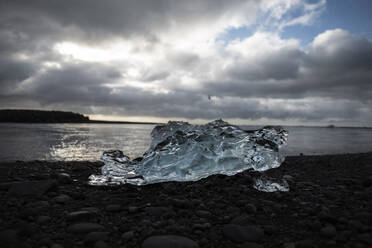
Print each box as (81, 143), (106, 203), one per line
(0, 123), (371, 161)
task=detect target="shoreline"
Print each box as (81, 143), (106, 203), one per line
(1, 151), (372, 164)
(1, 152), (372, 247)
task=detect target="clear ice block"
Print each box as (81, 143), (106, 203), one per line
(89, 119), (288, 186)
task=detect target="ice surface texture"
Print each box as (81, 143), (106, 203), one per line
(89, 119), (288, 186)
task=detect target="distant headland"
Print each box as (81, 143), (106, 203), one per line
(0, 109), (159, 124)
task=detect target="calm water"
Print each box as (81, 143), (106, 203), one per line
(0, 123), (371, 162)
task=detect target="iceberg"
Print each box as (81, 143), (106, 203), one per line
(89, 119), (288, 187)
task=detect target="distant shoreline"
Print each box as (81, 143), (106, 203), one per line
(0, 109), (161, 125)
(0, 121), (160, 125)
(0, 120), (160, 125)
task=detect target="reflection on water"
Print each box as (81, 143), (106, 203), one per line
(0, 123), (371, 161)
(0, 123), (154, 161)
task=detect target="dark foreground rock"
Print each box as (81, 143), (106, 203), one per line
(142, 235), (199, 248)
(0, 153), (372, 247)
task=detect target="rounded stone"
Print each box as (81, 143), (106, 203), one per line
(122, 231), (135, 241)
(84, 232), (109, 243)
(67, 223), (104, 234)
(53, 194), (71, 204)
(94, 241), (109, 248)
(105, 204), (122, 212)
(320, 225), (337, 238)
(142, 235), (199, 248)
(223, 224), (264, 243)
(66, 211), (96, 222)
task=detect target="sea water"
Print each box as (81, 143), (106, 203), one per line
(0, 123), (371, 161)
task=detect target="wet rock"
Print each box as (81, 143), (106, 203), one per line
(19, 207), (44, 219)
(66, 210), (96, 222)
(361, 176), (372, 187)
(80, 207), (99, 213)
(306, 220), (322, 231)
(39, 236), (53, 246)
(320, 224), (337, 238)
(94, 241), (109, 248)
(121, 231), (135, 241)
(223, 224), (264, 243)
(37, 215), (51, 225)
(238, 242), (264, 248)
(230, 214), (254, 226)
(142, 235), (199, 248)
(358, 233), (372, 245)
(193, 223), (211, 230)
(146, 206), (169, 217)
(245, 204), (257, 215)
(348, 220), (364, 231)
(0, 182), (13, 191)
(16, 221), (36, 237)
(105, 204), (122, 212)
(172, 199), (192, 209)
(336, 230), (352, 242)
(56, 173), (72, 184)
(296, 239), (316, 248)
(84, 232), (109, 243)
(195, 210), (212, 218)
(51, 244), (64, 248)
(8, 180), (58, 197)
(263, 225), (278, 235)
(0, 229), (18, 248)
(67, 223), (104, 234)
(53, 194), (71, 204)
(355, 211), (372, 224)
(283, 242), (296, 248)
(128, 206), (139, 213)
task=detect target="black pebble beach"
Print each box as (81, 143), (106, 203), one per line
(1, 152), (372, 248)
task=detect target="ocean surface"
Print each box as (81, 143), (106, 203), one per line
(0, 123), (371, 162)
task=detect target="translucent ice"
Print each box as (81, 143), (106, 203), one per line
(89, 119), (288, 186)
(253, 177), (289, 192)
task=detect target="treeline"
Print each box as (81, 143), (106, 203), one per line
(0, 109), (90, 123)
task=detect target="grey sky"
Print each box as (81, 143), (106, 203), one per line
(0, 0), (371, 126)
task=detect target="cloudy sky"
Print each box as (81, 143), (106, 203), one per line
(1, 0), (372, 126)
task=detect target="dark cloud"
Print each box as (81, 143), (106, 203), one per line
(0, 0), (254, 44)
(0, 58), (37, 94)
(206, 30), (372, 103)
(0, 0), (371, 125)
(227, 48), (304, 81)
(25, 63), (121, 105)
